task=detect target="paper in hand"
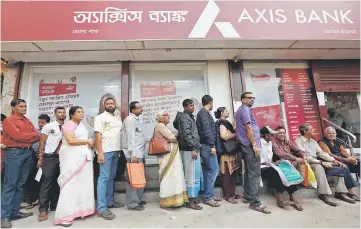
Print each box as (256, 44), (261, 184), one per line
(35, 168), (42, 182)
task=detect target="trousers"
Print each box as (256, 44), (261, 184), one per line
(200, 144), (219, 201)
(1, 148), (32, 219)
(261, 167), (297, 194)
(310, 163), (347, 195)
(96, 151), (119, 213)
(23, 150), (40, 204)
(125, 158), (145, 209)
(241, 144), (261, 207)
(38, 154), (60, 213)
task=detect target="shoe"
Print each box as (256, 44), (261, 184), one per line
(318, 194), (338, 207)
(128, 205), (145, 211)
(335, 193), (356, 204)
(1, 218), (12, 228)
(59, 222), (72, 227)
(139, 201), (147, 206)
(10, 212), (33, 221)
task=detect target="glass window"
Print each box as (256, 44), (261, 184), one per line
(131, 63), (206, 163)
(26, 65), (121, 137)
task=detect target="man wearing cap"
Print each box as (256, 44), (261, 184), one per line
(260, 126), (303, 211)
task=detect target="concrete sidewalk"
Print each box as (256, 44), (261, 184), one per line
(13, 193), (360, 228)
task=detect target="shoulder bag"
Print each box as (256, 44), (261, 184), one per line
(148, 128), (169, 156)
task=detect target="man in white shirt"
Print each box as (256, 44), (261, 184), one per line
(121, 101), (146, 211)
(94, 98), (123, 220)
(260, 126), (303, 211)
(37, 107), (66, 222)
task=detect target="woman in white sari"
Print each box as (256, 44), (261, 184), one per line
(154, 111), (188, 210)
(54, 106), (95, 227)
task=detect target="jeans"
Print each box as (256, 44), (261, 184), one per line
(1, 148), (32, 219)
(200, 144), (219, 201)
(96, 151), (119, 213)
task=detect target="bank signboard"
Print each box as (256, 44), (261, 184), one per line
(2, 0), (359, 41)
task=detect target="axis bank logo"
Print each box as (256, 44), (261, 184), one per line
(189, 0), (354, 38)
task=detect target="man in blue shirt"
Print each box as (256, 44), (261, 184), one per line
(236, 92), (270, 214)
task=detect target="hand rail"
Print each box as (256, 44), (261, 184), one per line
(322, 118), (357, 143)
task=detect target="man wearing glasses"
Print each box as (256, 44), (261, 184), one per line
(235, 92), (271, 214)
(122, 101), (147, 211)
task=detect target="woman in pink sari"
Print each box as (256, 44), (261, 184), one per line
(54, 106), (95, 227)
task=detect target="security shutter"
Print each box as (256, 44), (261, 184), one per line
(311, 60), (360, 92)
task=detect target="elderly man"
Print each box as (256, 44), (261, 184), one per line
(295, 123), (355, 206)
(319, 127), (360, 201)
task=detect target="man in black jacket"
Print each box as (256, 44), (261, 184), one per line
(196, 95), (220, 207)
(173, 99), (203, 210)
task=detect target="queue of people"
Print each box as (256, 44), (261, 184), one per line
(0, 92), (360, 228)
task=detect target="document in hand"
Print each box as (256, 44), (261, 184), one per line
(35, 168), (42, 182)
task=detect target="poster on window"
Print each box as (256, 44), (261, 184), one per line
(135, 78), (205, 141)
(30, 70), (121, 137)
(280, 69), (322, 141)
(38, 77), (79, 120)
(243, 68), (283, 128)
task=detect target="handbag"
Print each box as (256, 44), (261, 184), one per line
(148, 130), (169, 156)
(222, 138), (241, 155)
(270, 161), (303, 187)
(126, 162), (146, 189)
(298, 163), (317, 189)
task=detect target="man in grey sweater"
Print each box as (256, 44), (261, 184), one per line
(122, 101), (146, 211)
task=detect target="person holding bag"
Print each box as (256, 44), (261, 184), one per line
(214, 107), (241, 204)
(259, 126), (303, 211)
(151, 111), (188, 210)
(122, 102), (147, 211)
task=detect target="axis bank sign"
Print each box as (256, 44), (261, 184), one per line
(189, 0), (357, 38)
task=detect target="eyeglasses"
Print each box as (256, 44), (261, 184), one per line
(245, 96), (256, 100)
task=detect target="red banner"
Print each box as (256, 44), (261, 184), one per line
(39, 83), (77, 96)
(253, 105), (283, 129)
(2, 1), (359, 41)
(140, 82), (176, 98)
(281, 69), (322, 141)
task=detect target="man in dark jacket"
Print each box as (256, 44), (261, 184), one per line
(196, 95), (220, 207)
(173, 99), (203, 210)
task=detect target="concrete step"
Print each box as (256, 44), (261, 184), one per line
(114, 185), (319, 204)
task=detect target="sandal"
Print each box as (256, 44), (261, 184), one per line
(38, 213), (48, 222)
(276, 200), (293, 208)
(186, 202), (203, 210)
(347, 193), (360, 202)
(291, 202), (304, 211)
(203, 199), (220, 207)
(25, 203), (36, 210)
(249, 205), (271, 214)
(108, 201), (125, 208)
(192, 199), (201, 204)
(97, 210), (116, 220)
(234, 195), (242, 200)
(226, 198), (238, 204)
(212, 196), (222, 202)
(242, 198), (250, 204)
